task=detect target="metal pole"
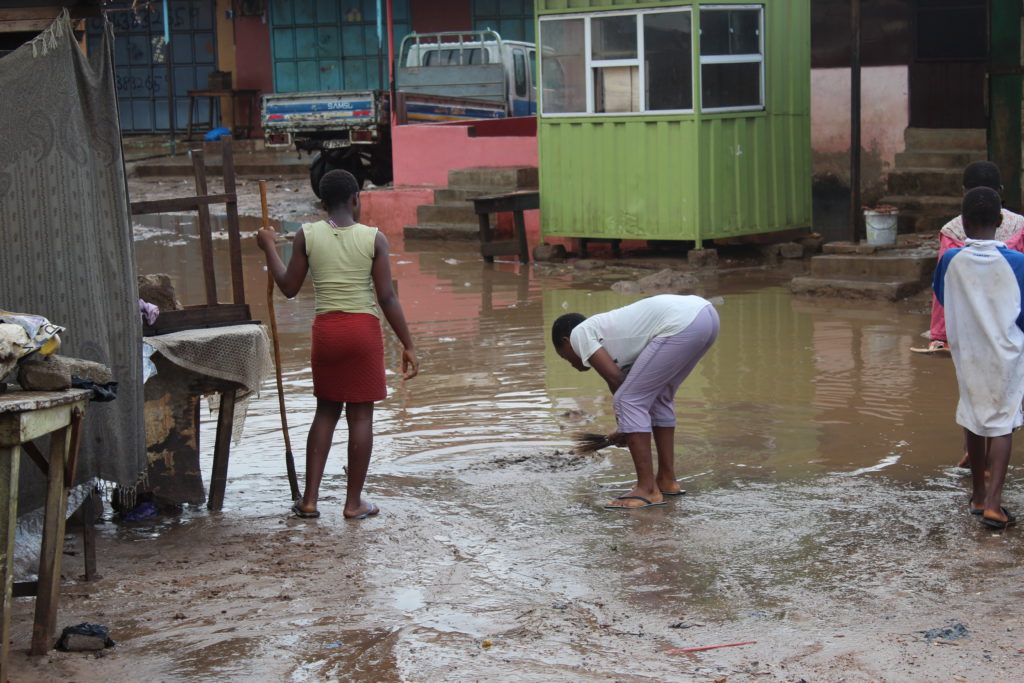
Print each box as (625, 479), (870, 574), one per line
(163, 0), (176, 155)
(376, 0), (384, 91)
(849, 0), (861, 243)
(386, 0), (396, 121)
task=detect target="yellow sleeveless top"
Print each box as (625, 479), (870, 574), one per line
(302, 220), (379, 317)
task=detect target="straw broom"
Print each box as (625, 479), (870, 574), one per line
(571, 431), (616, 455)
(260, 180), (301, 501)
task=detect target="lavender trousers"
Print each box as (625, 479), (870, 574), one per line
(613, 304), (719, 433)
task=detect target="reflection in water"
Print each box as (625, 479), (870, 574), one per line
(125, 218), (1022, 678)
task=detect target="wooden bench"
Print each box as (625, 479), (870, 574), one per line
(471, 190), (539, 264)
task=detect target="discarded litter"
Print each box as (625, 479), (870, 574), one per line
(918, 622), (969, 642)
(667, 640), (756, 654)
(56, 623), (115, 651)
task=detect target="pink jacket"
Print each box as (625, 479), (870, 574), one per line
(930, 209), (1024, 342)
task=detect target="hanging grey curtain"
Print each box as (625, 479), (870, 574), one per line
(0, 13), (145, 491)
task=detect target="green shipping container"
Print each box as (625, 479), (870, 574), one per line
(536, 0), (811, 245)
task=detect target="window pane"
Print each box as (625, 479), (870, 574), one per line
(540, 18), (585, 113)
(514, 51), (527, 96)
(592, 15), (636, 60)
(594, 65), (639, 112)
(700, 9), (760, 56)
(701, 62), (761, 109)
(644, 11), (692, 110)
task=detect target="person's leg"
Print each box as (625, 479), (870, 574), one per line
(648, 306), (719, 493)
(652, 425), (680, 494)
(964, 429), (987, 513)
(342, 401), (378, 518)
(982, 433), (1013, 524)
(299, 398), (344, 513)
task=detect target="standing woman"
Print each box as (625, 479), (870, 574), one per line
(257, 170), (418, 519)
(552, 294), (718, 510)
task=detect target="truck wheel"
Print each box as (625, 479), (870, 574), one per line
(309, 150), (369, 197)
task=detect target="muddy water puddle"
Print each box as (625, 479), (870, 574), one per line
(38, 215), (1024, 680)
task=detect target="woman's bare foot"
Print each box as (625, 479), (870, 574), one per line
(604, 487), (664, 509)
(656, 474), (684, 495)
(343, 501), (379, 519)
(956, 451), (970, 468)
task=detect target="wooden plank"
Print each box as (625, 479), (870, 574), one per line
(191, 150), (219, 305)
(220, 136), (246, 305)
(514, 209), (530, 264)
(21, 441), (48, 476)
(81, 490), (97, 581)
(0, 7), (95, 20)
(0, 445), (20, 683)
(130, 193), (236, 215)
(471, 191), (539, 214)
(478, 211), (494, 263)
(0, 390), (92, 417)
(0, 18), (85, 33)
(31, 424), (69, 656)
(481, 242), (521, 257)
(0, 404), (70, 446)
(142, 304), (253, 336)
(207, 391), (236, 511)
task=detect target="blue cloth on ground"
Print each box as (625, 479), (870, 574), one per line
(204, 126), (231, 141)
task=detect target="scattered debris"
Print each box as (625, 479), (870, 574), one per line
(667, 641), (757, 654)
(56, 623), (115, 651)
(918, 622), (969, 643)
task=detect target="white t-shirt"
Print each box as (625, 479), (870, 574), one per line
(569, 294), (711, 370)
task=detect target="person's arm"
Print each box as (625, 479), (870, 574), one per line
(371, 231), (419, 379)
(587, 347), (625, 395)
(256, 228), (309, 298)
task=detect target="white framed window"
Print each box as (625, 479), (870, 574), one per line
(699, 5), (764, 112)
(540, 8), (694, 116)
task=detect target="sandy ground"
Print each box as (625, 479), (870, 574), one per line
(5, 175), (1022, 682)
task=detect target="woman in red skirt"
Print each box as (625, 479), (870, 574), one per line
(257, 170), (418, 519)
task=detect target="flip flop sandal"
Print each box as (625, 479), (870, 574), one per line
(345, 502), (379, 520)
(660, 489), (687, 497)
(603, 495), (667, 510)
(981, 507), (1016, 529)
(910, 341), (952, 355)
(968, 497), (984, 515)
(291, 503), (320, 519)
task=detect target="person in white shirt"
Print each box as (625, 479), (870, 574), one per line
(933, 187), (1024, 529)
(552, 294), (719, 510)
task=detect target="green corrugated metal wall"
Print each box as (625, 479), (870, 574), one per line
(537, 0), (811, 243)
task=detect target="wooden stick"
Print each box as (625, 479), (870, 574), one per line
(260, 180), (300, 501)
(666, 641), (757, 654)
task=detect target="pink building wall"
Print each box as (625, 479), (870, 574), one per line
(811, 65), (909, 191)
(392, 121), (538, 186)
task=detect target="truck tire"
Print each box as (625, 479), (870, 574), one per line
(309, 149), (368, 198)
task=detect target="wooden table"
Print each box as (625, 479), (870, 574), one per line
(471, 190), (539, 264)
(185, 89), (260, 140)
(0, 388), (90, 678)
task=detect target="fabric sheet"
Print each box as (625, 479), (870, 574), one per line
(933, 239), (1024, 436)
(0, 15), (145, 490)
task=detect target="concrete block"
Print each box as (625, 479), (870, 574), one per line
(573, 259), (605, 271)
(687, 248), (718, 268)
(17, 354), (113, 391)
(403, 224), (480, 241)
(138, 273), (182, 312)
(779, 242), (805, 259)
(533, 243), (567, 262)
(790, 276), (928, 301)
(799, 236), (824, 255)
(611, 268), (698, 295)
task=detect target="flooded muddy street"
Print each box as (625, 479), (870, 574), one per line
(9, 191), (1024, 681)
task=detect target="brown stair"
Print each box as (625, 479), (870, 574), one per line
(404, 166), (538, 241)
(879, 127), (986, 233)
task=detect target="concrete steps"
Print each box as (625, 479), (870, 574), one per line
(879, 127), (986, 234)
(790, 244), (939, 301)
(404, 166), (538, 241)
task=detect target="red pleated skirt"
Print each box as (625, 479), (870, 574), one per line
(310, 312), (386, 403)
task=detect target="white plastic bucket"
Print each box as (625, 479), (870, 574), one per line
(864, 209), (898, 246)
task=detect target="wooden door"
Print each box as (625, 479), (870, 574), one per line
(909, 0), (988, 129)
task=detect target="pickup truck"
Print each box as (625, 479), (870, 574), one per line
(261, 30), (536, 193)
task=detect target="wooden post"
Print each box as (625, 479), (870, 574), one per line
(191, 150), (219, 304)
(988, 1), (1022, 211)
(207, 390), (236, 511)
(221, 135), (246, 305)
(31, 426), (70, 656)
(849, 0), (862, 243)
(0, 444), (20, 681)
